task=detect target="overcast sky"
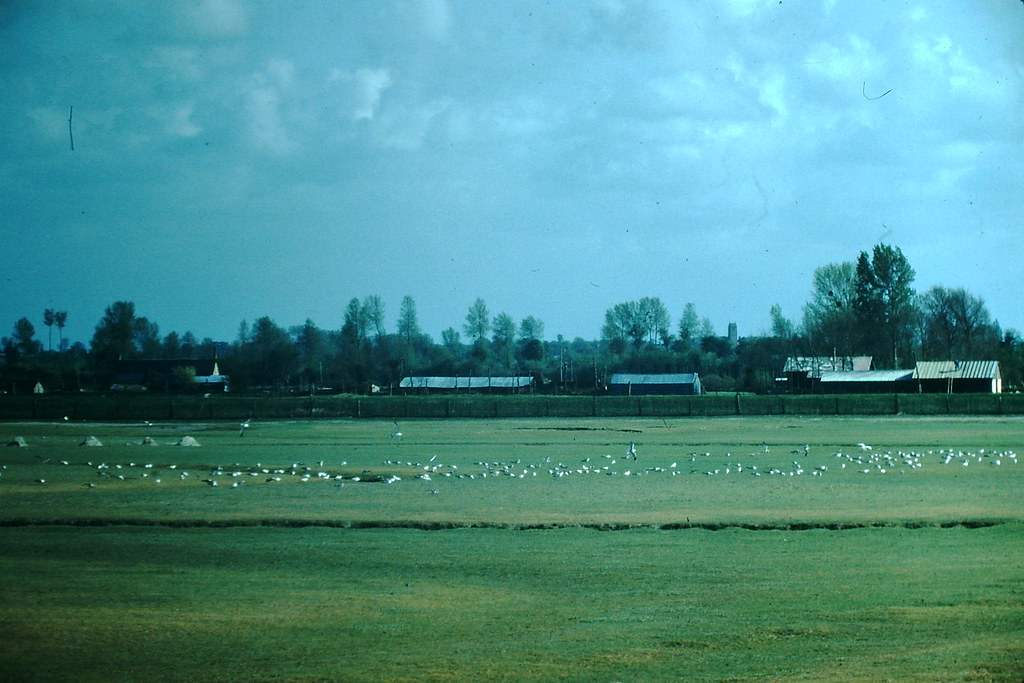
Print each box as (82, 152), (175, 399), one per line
(2, 0), (1022, 349)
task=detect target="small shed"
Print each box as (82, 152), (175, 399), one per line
(399, 376), (534, 394)
(608, 373), (702, 396)
(913, 361), (1002, 394)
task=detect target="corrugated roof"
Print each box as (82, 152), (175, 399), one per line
(399, 376), (533, 389)
(914, 361), (1000, 380)
(783, 356), (872, 375)
(820, 370), (913, 383)
(609, 373), (699, 385)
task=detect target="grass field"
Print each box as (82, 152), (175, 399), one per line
(1, 416), (1022, 680)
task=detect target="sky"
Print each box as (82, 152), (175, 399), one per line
(2, 0), (1022, 349)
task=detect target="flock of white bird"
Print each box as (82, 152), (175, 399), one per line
(1, 422), (1019, 491)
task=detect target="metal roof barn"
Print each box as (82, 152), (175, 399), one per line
(608, 373), (702, 396)
(913, 361), (1002, 393)
(399, 376), (534, 393)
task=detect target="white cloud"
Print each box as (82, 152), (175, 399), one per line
(178, 0), (248, 39)
(352, 68), (393, 121)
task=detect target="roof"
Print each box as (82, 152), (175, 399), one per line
(609, 373), (700, 385)
(819, 370), (913, 383)
(399, 376), (533, 389)
(914, 361), (1000, 380)
(783, 356), (872, 376)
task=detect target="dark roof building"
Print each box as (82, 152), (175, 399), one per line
(913, 361), (1002, 393)
(608, 373), (701, 395)
(781, 356), (873, 393)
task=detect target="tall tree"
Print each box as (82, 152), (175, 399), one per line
(91, 301), (140, 363)
(637, 296), (671, 345)
(518, 316), (544, 342)
(250, 316), (298, 389)
(362, 295), (385, 338)
(854, 244), (917, 368)
(294, 319), (328, 390)
(769, 304), (795, 339)
(802, 262), (858, 355)
(43, 309), (55, 351)
(342, 298), (366, 345)
(464, 298), (490, 342)
(602, 301), (641, 352)
(397, 295), (421, 343)
(678, 303), (700, 345)
(54, 310), (67, 351)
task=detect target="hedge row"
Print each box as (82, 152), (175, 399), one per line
(2, 392), (1023, 421)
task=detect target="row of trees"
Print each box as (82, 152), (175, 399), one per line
(3, 245), (1022, 394)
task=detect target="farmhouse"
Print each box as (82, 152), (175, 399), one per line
(112, 359), (229, 392)
(399, 376), (534, 394)
(781, 356), (873, 393)
(608, 373), (702, 396)
(913, 360), (1002, 394)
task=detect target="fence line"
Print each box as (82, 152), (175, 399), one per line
(2, 393), (1022, 421)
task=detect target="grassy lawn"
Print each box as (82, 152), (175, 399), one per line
(1, 416), (1022, 680)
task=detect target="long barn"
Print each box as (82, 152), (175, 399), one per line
(608, 373), (702, 396)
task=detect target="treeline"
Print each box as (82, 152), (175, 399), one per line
(3, 245), (1023, 394)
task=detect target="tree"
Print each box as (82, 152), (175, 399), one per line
(769, 304), (795, 339)
(854, 244), (917, 368)
(464, 298), (490, 342)
(91, 301), (140, 363)
(678, 303), (700, 345)
(13, 317), (40, 355)
(249, 316), (298, 389)
(43, 309), (55, 351)
(802, 262), (858, 355)
(54, 310), (67, 351)
(492, 312), (516, 371)
(163, 331), (182, 358)
(294, 319), (329, 390)
(136, 319), (162, 357)
(362, 295), (385, 338)
(397, 296), (421, 343)
(919, 286), (999, 359)
(635, 297), (670, 346)
(602, 301), (640, 352)
(518, 316), (544, 342)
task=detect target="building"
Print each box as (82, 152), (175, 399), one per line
(112, 359), (229, 392)
(608, 373), (702, 396)
(399, 376), (534, 394)
(913, 361), (1002, 394)
(781, 356), (873, 393)
(818, 369), (914, 394)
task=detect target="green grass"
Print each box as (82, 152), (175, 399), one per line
(1, 416), (1022, 680)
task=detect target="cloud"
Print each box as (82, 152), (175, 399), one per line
(241, 60), (298, 155)
(177, 0), (248, 39)
(352, 68), (393, 121)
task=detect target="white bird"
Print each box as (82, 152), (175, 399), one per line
(857, 443), (872, 451)
(627, 442), (637, 461)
